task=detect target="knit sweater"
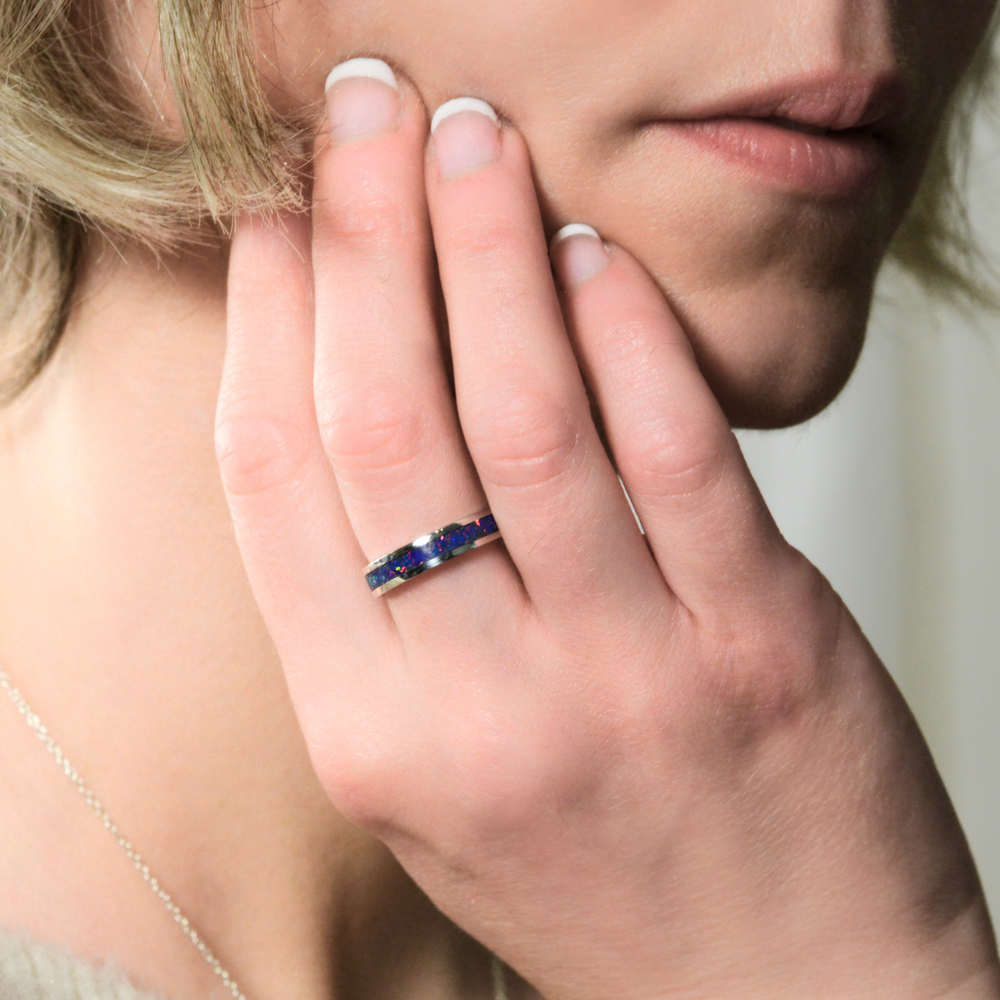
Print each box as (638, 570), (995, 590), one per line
(0, 929), (164, 1000)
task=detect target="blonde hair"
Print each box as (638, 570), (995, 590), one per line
(890, 23), (999, 305)
(0, 0), (997, 402)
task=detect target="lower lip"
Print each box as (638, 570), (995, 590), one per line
(655, 118), (884, 198)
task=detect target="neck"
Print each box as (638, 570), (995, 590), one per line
(0, 234), (491, 1000)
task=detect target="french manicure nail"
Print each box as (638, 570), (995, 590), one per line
(431, 98), (501, 179)
(551, 224), (610, 289)
(325, 57), (401, 145)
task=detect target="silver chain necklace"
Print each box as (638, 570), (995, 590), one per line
(0, 667), (508, 1000)
(0, 668), (248, 999)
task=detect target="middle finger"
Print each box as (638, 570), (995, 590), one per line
(426, 101), (668, 618)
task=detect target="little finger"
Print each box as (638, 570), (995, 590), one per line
(551, 228), (796, 612)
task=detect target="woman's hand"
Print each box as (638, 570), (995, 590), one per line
(215, 61), (999, 1000)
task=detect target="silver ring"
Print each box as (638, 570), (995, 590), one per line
(364, 511), (501, 596)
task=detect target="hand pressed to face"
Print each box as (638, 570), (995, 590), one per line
(217, 67), (1000, 1000)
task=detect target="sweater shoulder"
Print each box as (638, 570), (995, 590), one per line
(0, 928), (166, 1000)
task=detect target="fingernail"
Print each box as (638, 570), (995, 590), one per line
(551, 224), (610, 289)
(431, 98), (501, 180)
(325, 58), (401, 145)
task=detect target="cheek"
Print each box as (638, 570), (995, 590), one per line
(530, 130), (889, 429)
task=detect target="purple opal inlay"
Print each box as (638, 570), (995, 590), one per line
(365, 513), (499, 593)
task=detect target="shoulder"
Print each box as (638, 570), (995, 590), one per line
(0, 928), (165, 1000)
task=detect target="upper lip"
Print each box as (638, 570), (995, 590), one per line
(668, 70), (910, 138)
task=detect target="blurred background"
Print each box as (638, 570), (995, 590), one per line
(736, 90), (1000, 922)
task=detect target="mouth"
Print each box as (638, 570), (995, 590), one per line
(661, 117), (883, 198)
(765, 117), (832, 137)
(647, 72), (906, 198)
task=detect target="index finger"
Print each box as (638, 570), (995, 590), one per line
(217, 210), (397, 741)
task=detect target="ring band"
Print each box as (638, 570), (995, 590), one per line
(364, 511), (501, 596)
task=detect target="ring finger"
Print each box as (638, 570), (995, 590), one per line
(311, 60), (522, 621)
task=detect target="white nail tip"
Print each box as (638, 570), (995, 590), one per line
(431, 98), (499, 133)
(551, 224), (601, 249)
(325, 58), (399, 93)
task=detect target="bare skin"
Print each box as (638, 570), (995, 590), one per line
(0, 0), (998, 998)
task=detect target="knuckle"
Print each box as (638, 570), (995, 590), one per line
(315, 381), (427, 480)
(314, 755), (404, 836)
(466, 392), (581, 491)
(691, 584), (837, 745)
(301, 709), (410, 836)
(627, 416), (730, 507)
(460, 780), (553, 842)
(214, 402), (311, 500)
(448, 741), (593, 844)
(711, 637), (816, 737)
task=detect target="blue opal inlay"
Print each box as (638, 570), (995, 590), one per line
(365, 514), (499, 592)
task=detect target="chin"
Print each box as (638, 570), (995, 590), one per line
(659, 270), (875, 430)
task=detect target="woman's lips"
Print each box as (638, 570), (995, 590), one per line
(655, 117), (884, 198)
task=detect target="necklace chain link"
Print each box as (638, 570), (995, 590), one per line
(0, 667), (509, 1000)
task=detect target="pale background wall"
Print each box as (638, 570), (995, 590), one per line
(736, 95), (1000, 921)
